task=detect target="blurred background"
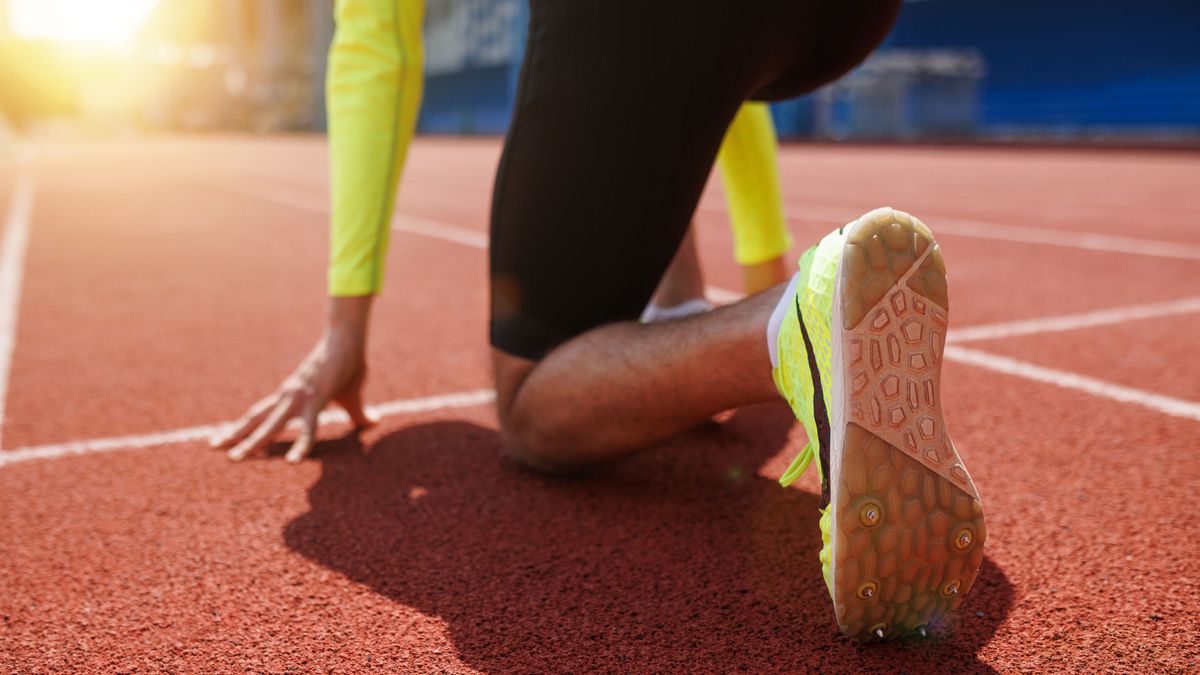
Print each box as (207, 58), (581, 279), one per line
(0, 0), (1197, 146)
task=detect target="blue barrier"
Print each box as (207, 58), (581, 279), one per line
(418, 0), (1200, 137)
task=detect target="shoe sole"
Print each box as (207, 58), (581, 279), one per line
(827, 208), (986, 640)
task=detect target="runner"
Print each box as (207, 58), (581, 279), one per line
(213, 0), (986, 641)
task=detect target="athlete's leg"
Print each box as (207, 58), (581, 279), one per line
(494, 289), (782, 472)
(490, 0), (901, 470)
(645, 227), (710, 318)
(647, 103), (791, 314)
(491, 0), (748, 358)
(717, 103), (792, 293)
(492, 1), (979, 642)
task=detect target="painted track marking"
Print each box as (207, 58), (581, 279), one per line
(214, 182), (489, 249)
(913, 213), (1200, 262)
(0, 170), (35, 449)
(216, 180), (742, 300)
(944, 345), (1200, 423)
(794, 204), (1200, 262)
(0, 388), (496, 468)
(699, 201), (1200, 262)
(255, 176), (1200, 263)
(948, 295), (1200, 343)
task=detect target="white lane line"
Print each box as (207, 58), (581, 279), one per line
(0, 171), (35, 449)
(397, 215), (488, 249)
(921, 216), (1200, 262)
(0, 388), (496, 468)
(798, 205), (1200, 262)
(944, 345), (1200, 423)
(214, 182), (491, 250)
(949, 295), (1200, 343)
(214, 180), (743, 302)
(245, 174), (1200, 263)
(699, 201), (1200, 262)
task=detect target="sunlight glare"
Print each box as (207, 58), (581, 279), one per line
(9, 0), (160, 46)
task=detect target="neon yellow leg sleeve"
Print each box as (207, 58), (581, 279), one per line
(716, 103), (792, 266)
(326, 0), (424, 296)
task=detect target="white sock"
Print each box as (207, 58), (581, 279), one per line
(766, 271), (802, 370)
(640, 297), (714, 323)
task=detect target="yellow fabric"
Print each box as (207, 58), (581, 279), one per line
(326, 0), (424, 296)
(818, 504), (834, 595)
(771, 225), (853, 602)
(715, 103), (791, 266)
(774, 226), (849, 488)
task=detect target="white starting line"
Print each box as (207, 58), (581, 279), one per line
(3, 173), (1199, 470)
(0, 389), (496, 468)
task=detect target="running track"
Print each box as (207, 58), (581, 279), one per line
(1, 137), (1198, 672)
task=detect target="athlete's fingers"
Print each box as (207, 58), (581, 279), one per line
(210, 395), (277, 449)
(285, 402), (322, 464)
(338, 387), (378, 429)
(227, 395), (298, 462)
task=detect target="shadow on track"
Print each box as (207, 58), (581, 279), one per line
(284, 403), (1012, 672)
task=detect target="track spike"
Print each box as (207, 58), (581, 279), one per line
(918, 626), (927, 638)
(874, 628), (884, 639)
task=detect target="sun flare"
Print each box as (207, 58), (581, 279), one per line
(9, 0), (160, 46)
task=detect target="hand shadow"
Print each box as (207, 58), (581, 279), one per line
(285, 403), (1012, 672)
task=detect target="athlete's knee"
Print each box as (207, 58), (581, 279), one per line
(498, 411), (594, 477)
(496, 391), (597, 476)
(491, 348), (595, 476)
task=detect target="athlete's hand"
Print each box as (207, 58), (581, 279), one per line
(210, 295), (379, 463)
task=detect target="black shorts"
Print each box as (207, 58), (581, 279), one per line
(489, 0), (902, 360)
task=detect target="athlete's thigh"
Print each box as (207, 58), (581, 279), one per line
(753, 0), (902, 100)
(489, 0), (750, 360)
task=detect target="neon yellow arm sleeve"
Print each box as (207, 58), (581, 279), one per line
(715, 102), (792, 266)
(326, 0), (425, 296)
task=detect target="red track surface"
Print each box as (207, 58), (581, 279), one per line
(1, 137), (1199, 672)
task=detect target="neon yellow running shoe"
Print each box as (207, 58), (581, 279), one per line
(771, 207), (986, 641)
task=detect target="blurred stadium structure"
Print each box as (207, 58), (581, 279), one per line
(0, 0), (1197, 142)
(0, 0), (334, 134)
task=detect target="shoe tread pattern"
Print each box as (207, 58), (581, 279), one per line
(842, 210), (975, 497)
(833, 209), (985, 640)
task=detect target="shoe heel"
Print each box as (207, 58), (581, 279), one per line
(830, 209), (985, 640)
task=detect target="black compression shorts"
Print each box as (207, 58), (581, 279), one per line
(489, 0), (902, 360)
